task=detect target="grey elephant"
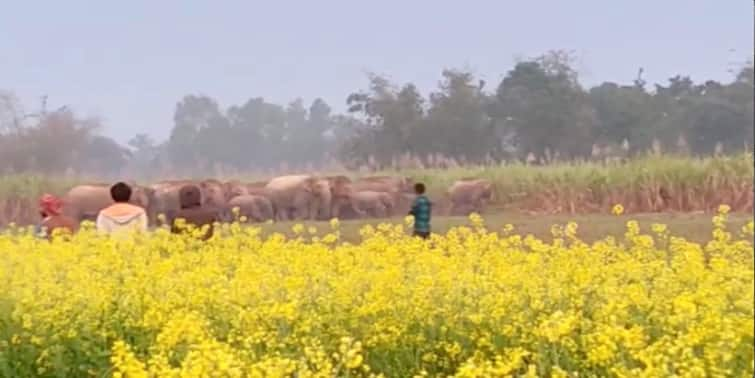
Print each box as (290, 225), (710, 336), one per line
(224, 194), (274, 223)
(348, 190), (394, 218)
(223, 180), (247, 200)
(325, 175), (354, 219)
(150, 180), (195, 225)
(198, 179), (227, 208)
(150, 179), (226, 225)
(224, 180), (270, 200)
(447, 178), (494, 215)
(62, 183), (154, 223)
(264, 175), (330, 221)
(352, 176), (414, 215)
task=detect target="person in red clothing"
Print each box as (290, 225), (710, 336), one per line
(36, 194), (77, 239)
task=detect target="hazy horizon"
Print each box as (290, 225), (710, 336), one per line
(2, 0), (752, 144)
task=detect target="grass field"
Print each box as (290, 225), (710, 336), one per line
(255, 212), (754, 244)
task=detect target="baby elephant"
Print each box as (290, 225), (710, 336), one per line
(349, 191), (394, 218)
(224, 195), (274, 223)
(447, 179), (494, 215)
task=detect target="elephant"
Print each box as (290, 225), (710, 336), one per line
(223, 194), (274, 223)
(351, 176), (414, 215)
(198, 179), (227, 208)
(223, 180), (246, 200)
(313, 178), (333, 220)
(62, 183), (155, 223)
(264, 175), (329, 221)
(358, 175), (414, 191)
(245, 181), (270, 196)
(447, 179), (494, 215)
(348, 190), (394, 218)
(326, 176), (354, 219)
(150, 181), (189, 225)
(224, 180), (270, 200)
(150, 179), (226, 225)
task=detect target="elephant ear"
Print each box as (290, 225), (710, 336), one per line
(300, 179), (315, 194)
(311, 180), (329, 198)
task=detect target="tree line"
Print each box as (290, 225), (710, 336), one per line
(1, 51), (752, 176)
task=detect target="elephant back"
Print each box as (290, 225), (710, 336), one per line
(326, 176), (353, 199)
(448, 179), (493, 202)
(62, 185), (113, 220)
(265, 175), (314, 200)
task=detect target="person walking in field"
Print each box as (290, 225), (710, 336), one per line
(409, 182), (432, 239)
(96, 182), (148, 235)
(171, 184), (219, 240)
(36, 194), (77, 239)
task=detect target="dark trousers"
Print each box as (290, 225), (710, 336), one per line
(413, 230), (430, 239)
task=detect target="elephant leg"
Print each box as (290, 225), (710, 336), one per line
(263, 204), (273, 221)
(390, 193), (401, 216)
(331, 201), (340, 219)
(66, 209), (82, 224)
(454, 203), (465, 216)
(274, 204), (286, 222)
(375, 203), (387, 218)
(351, 203), (367, 219)
(249, 206), (262, 223)
(284, 207), (295, 221)
(308, 203), (319, 221)
(225, 208), (236, 223)
(319, 205), (330, 221)
(290, 206), (303, 221)
(384, 200), (394, 216)
(304, 206), (313, 220)
(473, 199), (483, 213)
(465, 203), (474, 215)
(82, 212), (98, 223)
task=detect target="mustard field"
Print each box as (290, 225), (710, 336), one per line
(0, 209), (752, 377)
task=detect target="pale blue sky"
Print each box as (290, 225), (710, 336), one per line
(1, 0), (752, 143)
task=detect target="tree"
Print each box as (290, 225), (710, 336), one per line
(128, 133), (155, 152)
(0, 100), (97, 174)
(79, 135), (131, 175)
(167, 95), (225, 171)
(0, 91), (23, 133)
(494, 52), (594, 159)
(306, 98), (334, 161)
(344, 74), (425, 165)
(589, 82), (654, 152)
(420, 69), (496, 160)
(126, 134), (161, 178)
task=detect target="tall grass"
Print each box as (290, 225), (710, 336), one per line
(1, 153), (752, 225)
(395, 153), (754, 214)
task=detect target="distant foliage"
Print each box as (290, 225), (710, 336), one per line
(0, 94), (130, 176)
(1, 51), (752, 175)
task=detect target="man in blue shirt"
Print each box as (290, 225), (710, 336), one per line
(409, 182), (431, 239)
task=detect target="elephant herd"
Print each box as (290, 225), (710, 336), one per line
(60, 175), (495, 226)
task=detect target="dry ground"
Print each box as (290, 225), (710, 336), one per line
(253, 211), (753, 244)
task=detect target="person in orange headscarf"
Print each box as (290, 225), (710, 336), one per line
(36, 194), (77, 239)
